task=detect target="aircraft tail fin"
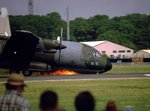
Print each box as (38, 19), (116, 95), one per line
(0, 7), (11, 39)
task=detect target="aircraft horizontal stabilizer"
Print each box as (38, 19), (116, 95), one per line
(0, 8), (11, 39)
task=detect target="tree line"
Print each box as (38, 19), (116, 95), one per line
(9, 12), (150, 50)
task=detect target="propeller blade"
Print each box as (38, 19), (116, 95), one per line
(58, 28), (63, 66)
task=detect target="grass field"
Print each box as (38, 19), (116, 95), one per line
(0, 63), (150, 111)
(107, 63), (150, 74)
(0, 79), (150, 111)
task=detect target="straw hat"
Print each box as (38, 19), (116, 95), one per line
(6, 74), (26, 86)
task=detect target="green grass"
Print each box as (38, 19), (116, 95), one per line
(0, 63), (150, 111)
(0, 79), (150, 111)
(107, 63), (150, 74)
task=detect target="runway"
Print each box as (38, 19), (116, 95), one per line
(0, 73), (150, 83)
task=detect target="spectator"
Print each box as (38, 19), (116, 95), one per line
(104, 100), (119, 111)
(0, 73), (30, 111)
(75, 91), (95, 111)
(39, 90), (64, 111)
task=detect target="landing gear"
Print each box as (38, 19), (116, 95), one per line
(22, 70), (33, 76)
(96, 72), (102, 74)
(96, 71), (104, 74)
(8, 69), (32, 76)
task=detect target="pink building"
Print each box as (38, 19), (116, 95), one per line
(81, 40), (134, 59)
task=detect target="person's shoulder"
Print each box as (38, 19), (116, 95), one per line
(0, 95), (5, 101)
(16, 96), (29, 106)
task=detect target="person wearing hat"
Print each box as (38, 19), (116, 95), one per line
(0, 74), (30, 111)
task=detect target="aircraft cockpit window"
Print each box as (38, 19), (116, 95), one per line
(95, 62), (99, 66)
(82, 45), (102, 66)
(92, 51), (96, 56)
(86, 50), (93, 59)
(96, 52), (101, 57)
(82, 45), (104, 68)
(91, 62), (94, 65)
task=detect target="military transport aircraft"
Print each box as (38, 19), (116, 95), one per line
(0, 30), (112, 76)
(0, 7), (112, 76)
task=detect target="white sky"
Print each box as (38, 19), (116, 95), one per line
(0, 0), (150, 20)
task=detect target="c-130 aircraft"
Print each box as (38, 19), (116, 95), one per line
(0, 30), (112, 76)
(0, 8), (112, 76)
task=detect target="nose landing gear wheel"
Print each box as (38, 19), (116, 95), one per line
(23, 70), (32, 76)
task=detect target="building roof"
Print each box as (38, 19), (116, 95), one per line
(81, 41), (106, 47)
(142, 50), (150, 54)
(81, 40), (132, 48)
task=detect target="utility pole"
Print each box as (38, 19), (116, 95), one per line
(28, 0), (33, 15)
(67, 6), (70, 41)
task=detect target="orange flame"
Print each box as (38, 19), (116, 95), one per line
(51, 69), (79, 75)
(40, 70), (79, 76)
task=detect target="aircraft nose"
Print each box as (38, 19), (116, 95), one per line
(105, 59), (112, 71)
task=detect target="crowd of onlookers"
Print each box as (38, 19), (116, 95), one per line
(0, 74), (133, 111)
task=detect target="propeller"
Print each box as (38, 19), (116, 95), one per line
(57, 28), (63, 66)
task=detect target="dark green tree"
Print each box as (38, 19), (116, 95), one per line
(88, 15), (110, 40)
(71, 17), (92, 41)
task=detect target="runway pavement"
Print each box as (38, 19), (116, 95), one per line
(0, 73), (150, 83)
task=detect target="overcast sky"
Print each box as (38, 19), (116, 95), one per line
(0, 0), (150, 20)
